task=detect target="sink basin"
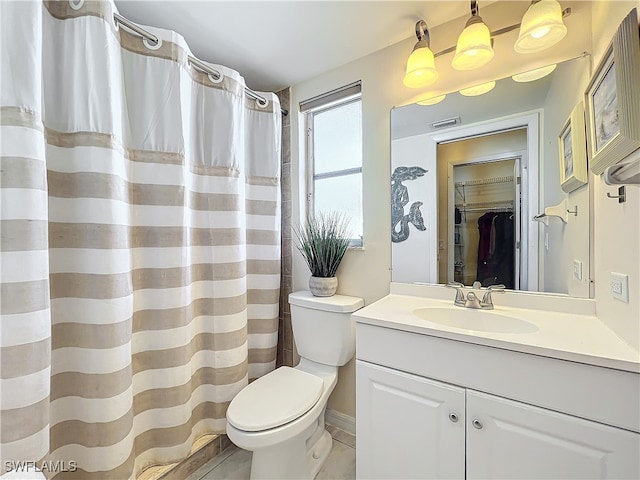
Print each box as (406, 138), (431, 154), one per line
(413, 307), (538, 334)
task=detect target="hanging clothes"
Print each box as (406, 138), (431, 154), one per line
(476, 211), (515, 288)
(477, 212), (497, 276)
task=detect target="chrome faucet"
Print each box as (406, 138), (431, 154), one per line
(447, 282), (505, 309)
(464, 291), (482, 309)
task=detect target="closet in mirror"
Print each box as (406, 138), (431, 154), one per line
(391, 55), (592, 298)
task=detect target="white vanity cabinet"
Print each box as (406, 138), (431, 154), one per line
(356, 361), (465, 479)
(466, 390), (640, 480)
(355, 322), (640, 480)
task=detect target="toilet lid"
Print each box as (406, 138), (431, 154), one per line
(226, 367), (323, 432)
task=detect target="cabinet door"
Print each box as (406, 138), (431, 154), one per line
(467, 390), (640, 479)
(356, 360), (465, 479)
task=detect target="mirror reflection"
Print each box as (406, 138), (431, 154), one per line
(444, 147), (520, 289)
(391, 55), (592, 298)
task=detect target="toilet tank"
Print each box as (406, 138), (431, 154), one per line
(288, 291), (364, 366)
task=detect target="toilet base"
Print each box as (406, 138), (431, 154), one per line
(249, 435), (309, 479)
(247, 425), (332, 480)
(307, 429), (333, 479)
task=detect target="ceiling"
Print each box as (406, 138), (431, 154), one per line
(114, 1), (496, 92)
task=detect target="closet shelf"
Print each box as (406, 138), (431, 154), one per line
(454, 175), (514, 187)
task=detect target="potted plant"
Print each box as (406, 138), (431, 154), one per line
(293, 212), (351, 297)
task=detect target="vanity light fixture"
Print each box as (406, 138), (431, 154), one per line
(459, 81), (496, 96)
(404, 3), (570, 90)
(514, 0), (568, 53)
(452, 1), (494, 71)
(417, 94), (447, 106)
(512, 63), (557, 82)
(403, 20), (439, 88)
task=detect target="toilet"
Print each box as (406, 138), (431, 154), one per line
(226, 290), (364, 479)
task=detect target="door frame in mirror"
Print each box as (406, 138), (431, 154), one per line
(422, 111), (540, 290)
(446, 151), (526, 288)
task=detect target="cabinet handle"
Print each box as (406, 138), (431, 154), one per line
(472, 419), (483, 430)
(449, 413), (459, 423)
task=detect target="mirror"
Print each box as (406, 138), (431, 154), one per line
(391, 55), (593, 298)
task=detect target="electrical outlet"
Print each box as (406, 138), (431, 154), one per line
(573, 260), (582, 281)
(610, 272), (629, 303)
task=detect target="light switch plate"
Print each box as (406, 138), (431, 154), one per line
(573, 260), (582, 280)
(610, 272), (629, 303)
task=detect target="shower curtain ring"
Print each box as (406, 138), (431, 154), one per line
(143, 36), (162, 50)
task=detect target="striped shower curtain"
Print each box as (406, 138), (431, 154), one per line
(1, 1), (281, 478)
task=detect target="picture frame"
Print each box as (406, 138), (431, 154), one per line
(584, 8), (640, 175)
(558, 102), (588, 193)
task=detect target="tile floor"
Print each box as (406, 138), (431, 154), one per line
(185, 426), (355, 480)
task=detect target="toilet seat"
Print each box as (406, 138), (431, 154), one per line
(227, 367), (323, 432)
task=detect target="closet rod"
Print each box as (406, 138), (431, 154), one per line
(461, 206), (513, 213)
(456, 200), (514, 209)
(113, 13), (289, 116)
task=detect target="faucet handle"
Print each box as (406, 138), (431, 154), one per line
(481, 284), (505, 306)
(446, 282), (465, 306)
(472, 281), (482, 289)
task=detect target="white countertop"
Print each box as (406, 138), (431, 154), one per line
(354, 285), (640, 374)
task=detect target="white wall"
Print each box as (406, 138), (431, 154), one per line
(590, 2), (640, 350)
(541, 57), (592, 297)
(290, 1), (619, 418)
(291, 42), (401, 417)
(390, 133), (437, 284)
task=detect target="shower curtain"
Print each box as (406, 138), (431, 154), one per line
(1, 1), (281, 478)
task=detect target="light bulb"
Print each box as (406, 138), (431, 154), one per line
(531, 26), (551, 39)
(515, 0), (567, 54)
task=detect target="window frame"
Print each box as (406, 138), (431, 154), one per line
(305, 95), (363, 248)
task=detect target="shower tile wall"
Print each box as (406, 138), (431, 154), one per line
(276, 88), (295, 367)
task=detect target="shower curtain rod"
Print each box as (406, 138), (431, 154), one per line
(113, 13), (289, 116)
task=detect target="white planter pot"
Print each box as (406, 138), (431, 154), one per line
(309, 276), (338, 297)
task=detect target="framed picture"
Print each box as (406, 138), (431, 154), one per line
(585, 8), (640, 175)
(558, 102), (587, 193)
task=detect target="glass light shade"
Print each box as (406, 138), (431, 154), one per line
(515, 0), (567, 53)
(417, 94), (446, 106)
(452, 21), (494, 71)
(512, 64), (557, 82)
(459, 81), (496, 97)
(403, 43), (438, 88)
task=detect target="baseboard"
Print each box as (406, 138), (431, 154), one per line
(325, 409), (355, 436)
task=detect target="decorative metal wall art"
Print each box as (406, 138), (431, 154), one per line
(391, 166), (427, 242)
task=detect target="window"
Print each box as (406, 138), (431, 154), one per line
(302, 82), (363, 246)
